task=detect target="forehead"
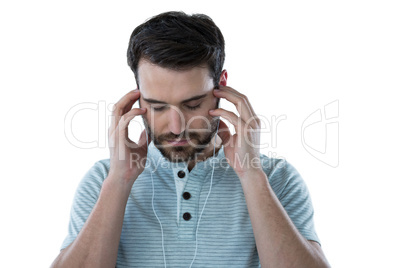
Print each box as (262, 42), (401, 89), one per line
(137, 60), (214, 102)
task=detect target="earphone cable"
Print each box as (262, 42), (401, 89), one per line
(145, 119), (220, 268)
(189, 119), (219, 268)
(147, 133), (167, 268)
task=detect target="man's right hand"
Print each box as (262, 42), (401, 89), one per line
(108, 89), (149, 185)
(50, 89), (148, 268)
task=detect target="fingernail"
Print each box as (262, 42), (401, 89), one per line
(209, 109), (215, 113)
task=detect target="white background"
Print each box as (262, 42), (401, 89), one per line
(1, 1), (401, 267)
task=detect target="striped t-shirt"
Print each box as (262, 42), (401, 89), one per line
(61, 142), (320, 267)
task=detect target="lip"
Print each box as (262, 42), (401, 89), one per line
(167, 139), (189, 146)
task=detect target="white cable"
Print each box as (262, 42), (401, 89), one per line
(189, 119), (219, 268)
(148, 119), (220, 268)
(147, 132), (167, 268)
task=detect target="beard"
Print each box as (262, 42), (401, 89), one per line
(143, 115), (220, 163)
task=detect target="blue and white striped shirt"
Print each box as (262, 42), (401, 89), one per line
(61, 142), (320, 267)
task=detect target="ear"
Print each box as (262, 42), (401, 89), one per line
(219, 70), (228, 86)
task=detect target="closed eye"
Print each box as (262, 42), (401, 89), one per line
(185, 104), (201, 110)
(151, 106), (166, 111)
(151, 104), (201, 112)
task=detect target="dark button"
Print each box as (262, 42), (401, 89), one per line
(183, 212), (192, 221)
(182, 192), (191, 200)
(177, 170), (186, 178)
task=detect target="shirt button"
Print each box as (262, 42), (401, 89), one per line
(177, 170), (186, 178)
(182, 192), (191, 200)
(183, 212), (192, 221)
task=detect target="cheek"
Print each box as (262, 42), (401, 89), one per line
(145, 112), (175, 135)
(185, 112), (214, 131)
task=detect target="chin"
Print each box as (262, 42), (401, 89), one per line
(159, 142), (206, 163)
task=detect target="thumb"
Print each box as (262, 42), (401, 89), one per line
(217, 120), (232, 147)
(138, 129), (152, 148)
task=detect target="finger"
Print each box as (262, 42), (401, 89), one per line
(116, 108), (147, 142)
(219, 85), (257, 116)
(138, 129), (152, 148)
(209, 108), (245, 133)
(110, 89), (140, 132)
(213, 86), (260, 129)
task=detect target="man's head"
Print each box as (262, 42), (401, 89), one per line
(126, 11), (227, 163)
(127, 11), (225, 88)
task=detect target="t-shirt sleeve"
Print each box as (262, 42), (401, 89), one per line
(261, 156), (321, 245)
(60, 159), (110, 250)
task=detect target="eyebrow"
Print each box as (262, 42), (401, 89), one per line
(142, 93), (207, 104)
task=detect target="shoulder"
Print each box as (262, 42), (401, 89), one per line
(85, 158), (110, 177)
(259, 154), (321, 244)
(75, 159), (111, 196)
(259, 154), (307, 200)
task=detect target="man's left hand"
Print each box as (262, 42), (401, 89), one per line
(209, 85), (263, 179)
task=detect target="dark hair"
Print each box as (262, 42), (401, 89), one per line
(127, 11), (225, 88)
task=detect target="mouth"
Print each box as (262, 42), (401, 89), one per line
(166, 139), (189, 146)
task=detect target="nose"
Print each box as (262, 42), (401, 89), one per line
(168, 107), (185, 135)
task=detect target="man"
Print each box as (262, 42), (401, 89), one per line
(52, 11), (330, 267)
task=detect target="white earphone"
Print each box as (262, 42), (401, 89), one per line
(145, 118), (220, 268)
